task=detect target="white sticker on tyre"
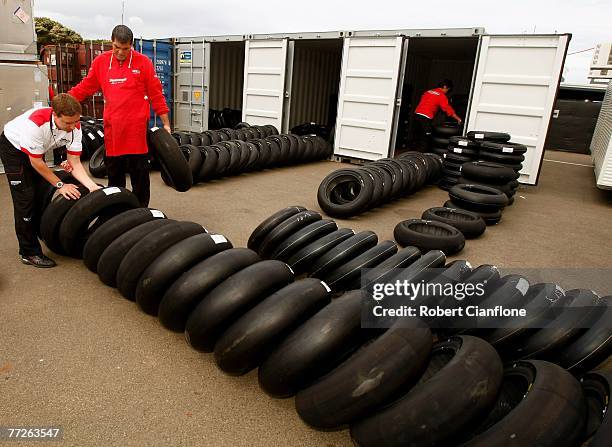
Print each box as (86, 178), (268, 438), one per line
(453, 148), (463, 154)
(515, 278), (529, 295)
(151, 127), (159, 131)
(475, 133), (484, 139)
(211, 234), (227, 244)
(87, 133), (95, 140)
(502, 147), (514, 153)
(458, 140), (468, 147)
(286, 264), (295, 275)
(97, 130), (104, 137)
(150, 209), (165, 218)
(320, 281), (331, 293)
(103, 187), (121, 195)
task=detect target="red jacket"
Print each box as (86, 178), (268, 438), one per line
(68, 50), (169, 156)
(414, 88), (456, 120)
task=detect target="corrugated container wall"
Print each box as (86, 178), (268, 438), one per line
(590, 81), (612, 189)
(0, 0), (37, 61)
(42, 43), (110, 118)
(289, 42), (342, 129)
(134, 39), (174, 127)
(210, 42), (244, 111)
(0, 63), (50, 172)
(43, 41), (172, 123)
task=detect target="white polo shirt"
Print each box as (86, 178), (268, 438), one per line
(3, 107), (82, 159)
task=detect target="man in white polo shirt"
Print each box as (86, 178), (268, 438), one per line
(0, 93), (100, 268)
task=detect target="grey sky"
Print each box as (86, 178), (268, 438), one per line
(33, 0), (610, 83)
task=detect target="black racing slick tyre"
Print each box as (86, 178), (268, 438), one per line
(184, 261), (294, 352)
(59, 187), (140, 258)
(466, 131), (511, 142)
(295, 326), (432, 429)
(135, 233), (233, 316)
(115, 221), (207, 300)
(83, 208), (167, 272)
(258, 290), (371, 398)
(394, 219), (465, 255)
(97, 219), (176, 287)
(350, 336), (503, 447)
(321, 241), (398, 292)
(158, 248), (261, 332)
(149, 128), (193, 192)
(213, 279), (332, 376)
(247, 206), (307, 252)
(459, 360), (586, 447)
(421, 207), (486, 239)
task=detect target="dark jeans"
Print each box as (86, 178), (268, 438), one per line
(0, 133), (48, 256)
(105, 154), (151, 207)
(414, 114), (433, 152)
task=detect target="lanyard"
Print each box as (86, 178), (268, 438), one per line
(49, 116), (74, 150)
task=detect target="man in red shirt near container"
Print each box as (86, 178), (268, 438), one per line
(69, 25), (171, 206)
(414, 79), (462, 152)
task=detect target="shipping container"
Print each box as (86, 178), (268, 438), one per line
(172, 28), (570, 184)
(174, 35), (246, 131)
(0, 0), (37, 62)
(43, 40), (173, 123)
(134, 38), (173, 127)
(545, 84), (605, 154)
(590, 81), (612, 189)
(0, 62), (50, 172)
(42, 42), (110, 118)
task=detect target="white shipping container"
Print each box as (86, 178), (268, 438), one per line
(591, 81), (612, 189)
(0, 63), (50, 172)
(0, 0), (37, 61)
(173, 27), (570, 185)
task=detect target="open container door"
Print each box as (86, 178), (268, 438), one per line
(334, 36), (405, 160)
(173, 39), (210, 131)
(242, 38), (289, 130)
(466, 34), (571, 184)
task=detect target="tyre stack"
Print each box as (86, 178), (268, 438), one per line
(438, 136), (481, 191)
(81, 119), (105, 162)
(429, 123), (462, 156)
(457, 161), (520, 206)
(444, 183), (509, 225)
(469, 130), (527, 175)
(317, 153), (443, 218)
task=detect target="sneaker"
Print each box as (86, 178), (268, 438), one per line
(20, 254), (57, 268)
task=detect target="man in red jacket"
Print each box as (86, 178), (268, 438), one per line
(69, 25), (170, 206)
(414, 79), (462, 151)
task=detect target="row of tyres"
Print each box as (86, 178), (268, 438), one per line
(170, 124), (333, 185)
(35, 189), (611, 446)
(317, 152), (444, 218)
(247, 206), (611, 446)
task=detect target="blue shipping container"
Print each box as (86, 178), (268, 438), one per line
(134, 38), (173, 128)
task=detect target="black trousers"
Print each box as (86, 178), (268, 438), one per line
(414, 114), (433, 152)
(105, 154), (150, 207)
(0, 133), (48, 256)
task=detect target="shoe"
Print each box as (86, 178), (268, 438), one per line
(20, 254), (57, 268)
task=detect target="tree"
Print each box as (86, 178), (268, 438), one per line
(35, 17), (83, 48)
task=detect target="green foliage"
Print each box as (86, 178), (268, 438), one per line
(35, 17), (83, 47)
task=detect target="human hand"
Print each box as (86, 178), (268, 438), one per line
(88, 184), (103, 192)
(60, 160), (73, 173)
(59, 183), (81, 200)
(164, 125), (172, 133)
